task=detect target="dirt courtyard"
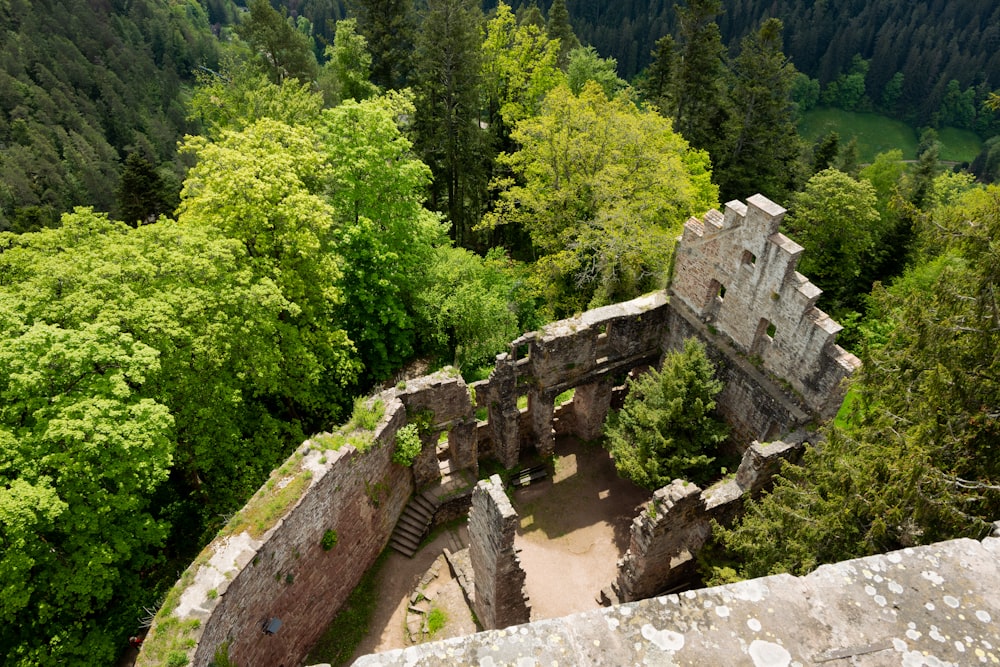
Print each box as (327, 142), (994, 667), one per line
(348, 435), (650, 662)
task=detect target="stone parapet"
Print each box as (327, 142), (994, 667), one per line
(355, 536), (1000, 667)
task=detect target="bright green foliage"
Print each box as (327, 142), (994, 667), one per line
(604, 339), (728, 489)
(707, 185), (1000, 583)
(566, 46), (626, 98)
(188, 66), (324, 140)
(414, 246), (526, 370)
(179, 118), (360, 408)
(0, 305), (173, 663)
(784, 168), (882, 312)
(485, 82), (717, 315)
(321, 93), (448, 379)
(319, 19), (380, 106)
(482, 2), (565, 129)
(236, 0), (318, 84)
(717, 18), (802, 202)
(392, 424), (423, 466)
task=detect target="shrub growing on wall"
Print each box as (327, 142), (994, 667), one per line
(392, 424), (422, 467)
(604, 338), (728, 488)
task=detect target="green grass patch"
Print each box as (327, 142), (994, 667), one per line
(305, 550), (389, 666)
(834, 385), (860, 429)
(426, 607), (447, 636)
(799, 107), (983, 164)
(555, 388), (575, 406)
(937, 126), (983, 162)
(346, 397), (385, 432)
(223, 460), (313, 539)
(799, 107), (918, 161)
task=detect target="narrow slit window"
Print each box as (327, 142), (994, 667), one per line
(741, 249), (757, 265)
(766, 323), (777, 338)
(718, 284), (727, 299)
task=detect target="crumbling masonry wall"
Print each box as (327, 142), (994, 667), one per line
(469, 475), (531, 629)
(613, 437), (805, 602)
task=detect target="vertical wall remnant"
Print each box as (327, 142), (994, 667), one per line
(469, 475), (531, 629)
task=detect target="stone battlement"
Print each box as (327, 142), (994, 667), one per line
(671, 194), (860, 418)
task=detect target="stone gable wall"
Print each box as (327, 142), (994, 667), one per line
(670, 194), (860, 419)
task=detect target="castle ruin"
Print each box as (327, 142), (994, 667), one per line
(137, 195), (865, 666)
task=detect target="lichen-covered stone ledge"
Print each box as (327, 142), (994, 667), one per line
(354, 535), (1000, 667)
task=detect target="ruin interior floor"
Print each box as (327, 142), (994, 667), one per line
(347, 435), (650, 662)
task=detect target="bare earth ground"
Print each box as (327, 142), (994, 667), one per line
(350, 435), (650, 661)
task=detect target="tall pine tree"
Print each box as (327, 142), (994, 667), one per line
(546, 0), (581, 69)
(350, 0), (416, 89)
(412, 0), (488, 247)
(670, 0), (728, 157)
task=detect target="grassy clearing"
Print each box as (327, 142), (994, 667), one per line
(798, 107), (982, 163)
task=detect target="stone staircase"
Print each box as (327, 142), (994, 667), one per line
(389, 491), (441, 557)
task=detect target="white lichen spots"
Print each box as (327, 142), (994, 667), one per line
(976, 648), (986, 660)
(957, 642), (966, 653)
(684, 590), (697, 599)
(893, 638), (909, 652)
(479, 657), (496, 667)
(703, 599), (715, 609)
(592, 640), (600, 648)
(605, 616), (620, 631)
(889, 581), (904, 594)
(641, 624), (685, 652)
(922, 571), (945, 585)
(716, 605), (730, 618)
(865, 585), (877, 597)
(619, 605), (633, 617)
(874, 594), (887, 607)
(748, 639), (791, 667)
(926, 602), (936, 611)
(887, 553), (903, 564)
(976, 610), (992, 623)
(874, 574), (884, 583)
(943, 595), (960, 609)
(862, 569), (873, 579)
(930, 626), (946, 643)
(747, 618), (762, 632)
(516, 658), (534, 667)
(907, 627), (922, 641)
(733, 579), (768, 602)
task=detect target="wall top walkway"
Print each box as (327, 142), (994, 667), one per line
(354, 534), (1000, 666)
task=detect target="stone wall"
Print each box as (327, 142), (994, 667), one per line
(612, 436), (806, 602)
(356, 535), (1000, 667)
(469, 475), (531, 629)
(670, 195), (860, 420)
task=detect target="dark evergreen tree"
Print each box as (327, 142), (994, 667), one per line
(810, 131), (840, 175)
(909, 128), (941, 209)
(640, 35), (676, 113)
(716, 18), (801, 202)
(670, 0), (729, 157)
(350, 0), (415, 89)
(546, 0), (581, 69)
(116, 153), (169, 226)
(412, 0), (488, 247)
(236, 0), (319, 84)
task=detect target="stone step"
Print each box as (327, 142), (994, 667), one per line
(397, 512), (429, 534)
(415, 492), (439, 512)
(392, 521), (425, 543)
(390, 534), (419, 557)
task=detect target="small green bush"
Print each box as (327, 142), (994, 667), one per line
(166, 652), (189, 667)
(392, 424), (422, 467)
(321, 529), (338, 551)
(427, 607), (447, 635)
(347, 397), (385, 431)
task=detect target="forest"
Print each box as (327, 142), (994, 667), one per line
(0, 0), (998, 664)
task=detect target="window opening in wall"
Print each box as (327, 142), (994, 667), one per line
(766, 323), (777, 338)
(515, 343), (529, 360)
(718, 284), (727, 299)
(517, 393), (528, 410)
(741, 249), (757, 265)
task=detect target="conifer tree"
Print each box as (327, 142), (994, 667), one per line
(412, 0), (487, 247)
(670, 0), (728, 156)
(716, 18), (801, 202)
(546, 0), (580, 69)
(351, 0), (416, 89)
(641, 35), (676, 114)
